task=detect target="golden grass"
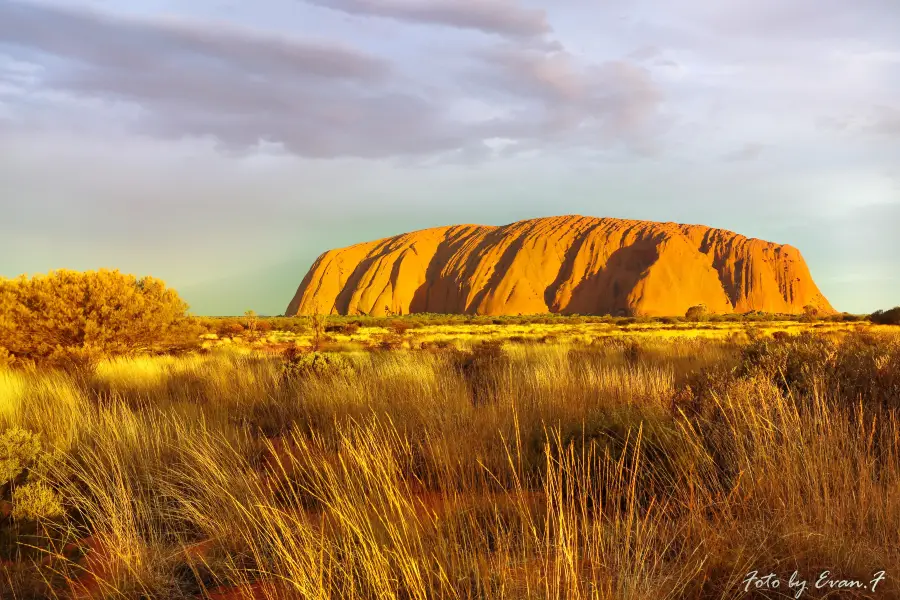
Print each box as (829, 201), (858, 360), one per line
(213, 320), (892, 353)
(0, 328), (898, 598)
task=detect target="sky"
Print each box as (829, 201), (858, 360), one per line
(1, 0), (898, 316)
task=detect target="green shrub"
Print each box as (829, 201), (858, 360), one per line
(685, 305), (710, 322)
(419, 340), (449, 351)
(217, 320), (245, 337)
(741, 311), (774, 323)
(738, 331), (900, 405)
(0, 270), (200, 369)
(801, 304), (820, 323)
(623, 339), (643, 365)
(282, 350), (354, 380)
(740, 332), (834, 395)
(870, 307), (900, 326)
(11, 482), (64, 521)
(834, 312), (864, 323)
(376, 333), (405, 350)
(0, 428), (41, 485)
(450, 341), (509, 406)
(389, 320), (413, 335)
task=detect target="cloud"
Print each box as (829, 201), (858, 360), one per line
(0, 2), (389, 82)
(816, 106), (900, 139)
(668, 0), (899, 44)
(628, 46), (662, 62)
(723, 142), (765, 162)
(470, 47), (667, 152)
(866, 105), (900, 137)
(0, 0), (480, 158)
(300, 0), (550, 39)
(0, 1), (669, 159)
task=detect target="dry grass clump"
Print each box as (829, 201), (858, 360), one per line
(280, 348), (356, 380)
(0, 329), (897, 598)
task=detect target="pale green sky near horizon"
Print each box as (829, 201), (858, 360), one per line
(1, 0), (898, 315)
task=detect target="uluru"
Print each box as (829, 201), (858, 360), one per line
(286, 216), (835, 317)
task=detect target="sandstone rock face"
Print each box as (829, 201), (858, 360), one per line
(286, 216), (835, 317)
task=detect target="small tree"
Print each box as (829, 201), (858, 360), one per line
(0, 270), (199, 369)
(801, 304), (820, 323)
(685, 304), (710, 322)
(244, 310), (259, 340)
(308, 310), (327, 351)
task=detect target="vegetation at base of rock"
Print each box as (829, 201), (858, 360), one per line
(199, 310), (869, 335)
(684, 304), (710, 322)
(870, 306), (900, 326)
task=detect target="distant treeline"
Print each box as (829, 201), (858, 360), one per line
(2, 269), (897, 371)
(197, 309), (876, 337)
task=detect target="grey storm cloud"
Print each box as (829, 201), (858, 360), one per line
(0, 0), (468, 158)
(301, 0), (551, 39)
(0, 1), (667, 159)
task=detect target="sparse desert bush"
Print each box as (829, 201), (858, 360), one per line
(629, 338), (648, 360)
(0, 270), (200, 370)
(307, 312), (328, 350)
(0, 427), (42, 485)
(419, 339), (453, 351)
(262, 316), (309, 334)
(216, 319), (245, 337)
(685, 304), (710, 322)
(243, 309), (259, 337)
(388, 319), (413, 335)
(740, 332), (834, 393)
(326, 322), (360, 335)
(449, 340), (509, 406)
(801, 303), (820, 322)
(741, 310), (773, 322)
(739, 330), (900, 405)
(11, 481), (64, 521)
(831, 312), (864, 322)
(281, 349), (354, 380)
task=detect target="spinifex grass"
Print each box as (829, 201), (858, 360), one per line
(0, 331), (898, 599)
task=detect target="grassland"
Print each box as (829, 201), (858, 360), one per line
(200, 312), (881, 351)
(0, 321), (899, 599)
